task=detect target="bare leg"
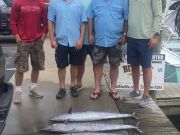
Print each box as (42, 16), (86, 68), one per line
(77, 56), (86, 86)
(142, 67), (152, 96)
(15, 71), (23, 86)
(70, 65), (78, 87)
(110, 64), (119, 91)
(58, 68), (66, 89)
(109, 64), (120, 98)
(131, 64), (140, 91)
(91, 64), (103, 99)
(94, 64), (103, 92)
(31, 69), (39, 83)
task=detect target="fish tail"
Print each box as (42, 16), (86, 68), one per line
(132, 112), (138, 120)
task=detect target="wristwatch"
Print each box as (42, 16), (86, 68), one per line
(153, 32), (160, 38)
(123, 32), (127, 36)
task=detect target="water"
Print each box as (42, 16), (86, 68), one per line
(167, 115), (180, 131)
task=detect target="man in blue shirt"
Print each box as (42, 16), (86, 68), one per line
(48, 0), (86, 99)
(88, 0), (128, 100)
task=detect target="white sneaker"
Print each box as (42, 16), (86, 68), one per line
(13, 91), (22, 104)
(29, 87), (43, 98)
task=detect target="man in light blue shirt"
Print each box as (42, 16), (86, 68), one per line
(48, 0), (86, 99)
(88, 0), (128, 100)
(77, 0), (92, 90)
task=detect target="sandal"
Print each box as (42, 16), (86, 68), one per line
(90, 91), (101, 100)
(109, 91), (120, 100)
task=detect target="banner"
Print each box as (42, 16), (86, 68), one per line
(116, 54), (165, 91)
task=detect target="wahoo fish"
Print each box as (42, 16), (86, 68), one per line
(49, 111), (137, 122)
(64, 133), (120, 135)
(41, 123), (143, 134)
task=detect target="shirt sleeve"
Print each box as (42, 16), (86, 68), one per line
(10, 0), (20, 35)
(123, 0), (129, 20)
(87, 0), (94, 19)
(41, 4), (48, 34)
(81, 3), (87, 23)
(48, 0), (56, 23)
(152, 0), (162, 33)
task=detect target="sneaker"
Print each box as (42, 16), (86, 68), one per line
(76, 85), (84, 92)
(70, 86), (79, 97)
(29, 88), (43, 98)
(13, 91), (22, 104)
(138, 95), (150, 108)
(123, 90), (140, 100)
(56, 88), (66, 99)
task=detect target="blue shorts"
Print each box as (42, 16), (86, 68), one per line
(55, 44), (84, 69)
(127, 37), (152, 68)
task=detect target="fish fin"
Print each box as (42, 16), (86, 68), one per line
(132, 112), (138, 120)
(136, 121), (140, 127)
(64, 118), (69, 125)
(135, 122), (143, 134)
(68, 107), (72, 114)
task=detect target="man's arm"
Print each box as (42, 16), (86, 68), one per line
(120, 20), (128, 45)
(75, 23), (86, 50)
(87, 0), (94, 45)
(152, 0), (162, 36)
(48, 20), (57, 49)
(88, 19), (94, 45)
(10, 0), (21, 43)
(48, 1), (57, 49)
(149, 0), (162, 48)
(41, 4), (48, 40)
(120, 0), (128, 45)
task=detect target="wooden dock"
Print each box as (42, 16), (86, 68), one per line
(3, 40), (179, 135)
(103, 65), (179, 135)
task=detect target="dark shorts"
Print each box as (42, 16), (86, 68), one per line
(14, 38), (45, 73)
(81, 44), (93, 61)
(127, 37), (153, 68)
(55, 44), (84, 69)
(92, 43), (122, 67)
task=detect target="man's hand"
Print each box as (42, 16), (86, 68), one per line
(75, 39), (83, 50)
(120, 35), (126, 45)
(15, 34), (21, 43)
(88, 34), (94, 45)
(148, 37), (158, 48)
(51, 39), (58, 49)
(41, 33), (46, 41)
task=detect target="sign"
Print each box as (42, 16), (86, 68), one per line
(116, 54), (165, 91)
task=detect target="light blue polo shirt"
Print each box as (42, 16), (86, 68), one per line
(88, 0), (128, 47)
(48, 0), (87, 47)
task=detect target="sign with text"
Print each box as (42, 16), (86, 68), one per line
(116, 54), (165, 91)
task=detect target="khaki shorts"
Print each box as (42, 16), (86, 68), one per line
(14, 38), (45, 73)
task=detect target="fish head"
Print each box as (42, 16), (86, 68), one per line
(49, 114), (69, 122)
(41, 123), (75, 133)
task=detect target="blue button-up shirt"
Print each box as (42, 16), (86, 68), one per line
(48, 0), (87, 47)
(88, 0), (128, 47)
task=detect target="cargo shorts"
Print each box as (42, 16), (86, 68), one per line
(92, 43), (122, 67)
(14, 38), (45, 73)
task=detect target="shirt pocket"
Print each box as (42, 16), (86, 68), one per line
(110, 6), (123, 19)
(94, 5), (104, 16)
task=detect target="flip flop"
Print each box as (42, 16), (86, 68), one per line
(109, 91), (120, 100)
(90, 91), (101, 100)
